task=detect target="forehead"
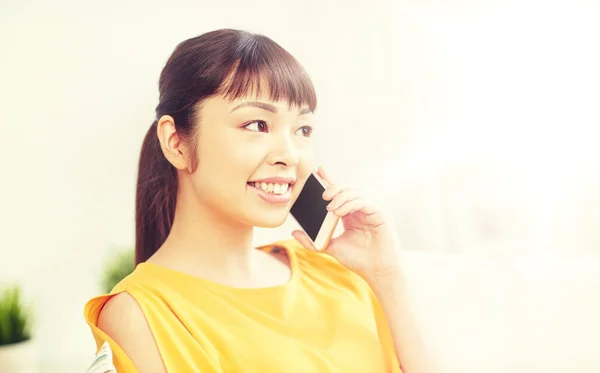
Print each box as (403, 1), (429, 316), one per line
(197, 67), (315, 119)
(202, 93), (311, 115)
(215, 67), (315, 112)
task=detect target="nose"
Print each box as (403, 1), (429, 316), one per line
(268, 131), (299, 167)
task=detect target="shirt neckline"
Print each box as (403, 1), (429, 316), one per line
(136, 243), (301, 294)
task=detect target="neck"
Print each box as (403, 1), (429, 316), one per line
(157, 186), (258, 276)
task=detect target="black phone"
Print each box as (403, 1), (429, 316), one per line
(290, 172), (339, 250)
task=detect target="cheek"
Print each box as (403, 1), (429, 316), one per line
(191, 143), (234, 196)
(292, 147), (314, 201)
(197, 131), (251, 172)
(297, 144), (315, 175)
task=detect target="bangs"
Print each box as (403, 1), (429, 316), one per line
(216, 34), (317, 111)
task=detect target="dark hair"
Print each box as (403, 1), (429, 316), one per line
(135, 29), (317, 264)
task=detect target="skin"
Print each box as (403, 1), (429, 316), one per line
(98, 89), (434, 372)
(145, 93), (316, 288)
(99, 92), (317, 373)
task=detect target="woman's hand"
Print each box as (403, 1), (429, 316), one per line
(292, 166), (402, 282)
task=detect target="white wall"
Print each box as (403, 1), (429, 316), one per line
(1, 0), (600, 371)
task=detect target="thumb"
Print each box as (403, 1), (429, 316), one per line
(292, 230), (318, 252)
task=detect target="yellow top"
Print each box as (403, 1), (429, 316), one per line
(84, 239), (401, 372)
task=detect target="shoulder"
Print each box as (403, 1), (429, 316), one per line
(83, 268), (167, 373)
(97, 292), (166, 373)
(97, 292), (146, 335)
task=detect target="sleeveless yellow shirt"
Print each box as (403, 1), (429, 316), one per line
(84, 239), (401, 372)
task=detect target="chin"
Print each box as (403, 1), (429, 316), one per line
(253, 217), (289, 229)
(247, 210), (290, 228)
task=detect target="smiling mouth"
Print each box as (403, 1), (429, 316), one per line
(246, 182), (291, 195)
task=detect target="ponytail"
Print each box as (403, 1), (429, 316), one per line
(135, 120), (178, 264)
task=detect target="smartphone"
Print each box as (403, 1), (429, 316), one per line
(290, 172), (340, 251)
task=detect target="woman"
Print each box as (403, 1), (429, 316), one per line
(84, 28), (430, 372)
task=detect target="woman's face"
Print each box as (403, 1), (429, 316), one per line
(189, 93), (316, 228)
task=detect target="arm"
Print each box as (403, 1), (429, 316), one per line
(367, 269), (440, 373)
(98, 293), (167, 373)
(293, 166), (443, 372)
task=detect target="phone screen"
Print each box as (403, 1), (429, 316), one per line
(290, 173), (329, 241)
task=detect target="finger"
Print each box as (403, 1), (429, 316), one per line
(326, 190), (361, 211)
(322, 184), (350, 201)
(333, 198), (381, 219)
(316, 166), (335, 186)
(292, 230), (318, 251)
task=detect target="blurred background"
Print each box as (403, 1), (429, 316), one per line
(1, 0), (599, 371)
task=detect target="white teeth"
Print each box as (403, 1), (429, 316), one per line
(251, 182), (289, 195)
(275, 183), (289, 195)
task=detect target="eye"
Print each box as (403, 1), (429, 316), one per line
(245, 120), (268, 132)
(295, 126), (313, 137)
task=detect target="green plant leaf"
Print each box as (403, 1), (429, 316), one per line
(100, 248), (135, 294)
(0, 285), (32, 346)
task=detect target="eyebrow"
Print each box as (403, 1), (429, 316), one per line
(230, 101), (312, 115)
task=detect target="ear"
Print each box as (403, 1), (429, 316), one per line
(156, 115), (192, 172)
